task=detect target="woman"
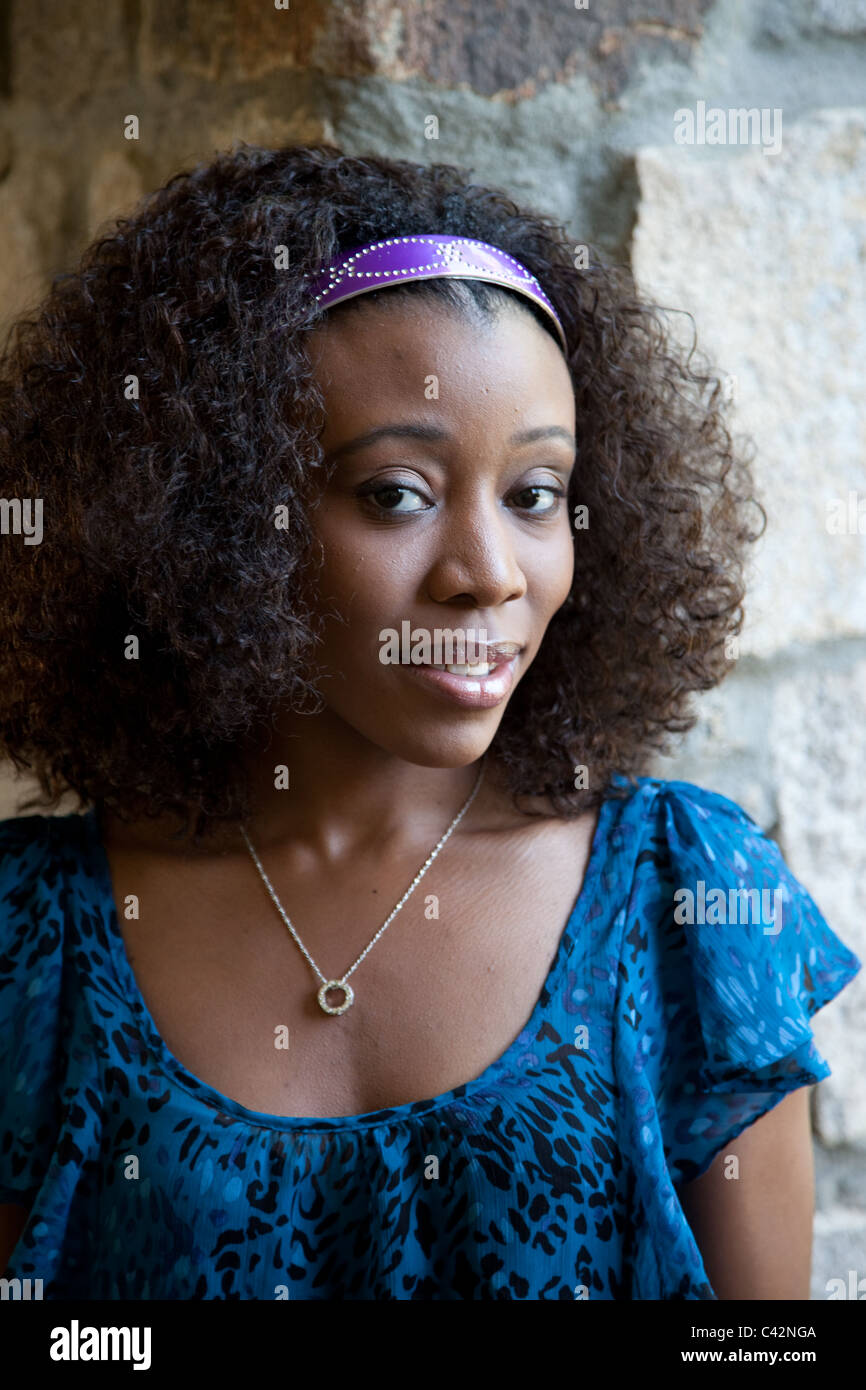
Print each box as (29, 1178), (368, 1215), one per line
(0, 143), (859, 1300)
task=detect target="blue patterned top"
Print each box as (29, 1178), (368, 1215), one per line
(0, 776), (860, 1300)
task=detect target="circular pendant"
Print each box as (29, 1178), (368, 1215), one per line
(317, 979), (354, 1015)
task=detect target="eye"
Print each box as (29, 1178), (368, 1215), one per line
(509, 483), (565, 514)
(358, 482), (431, 514)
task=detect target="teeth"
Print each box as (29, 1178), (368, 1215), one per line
(429, 663), (493, 676)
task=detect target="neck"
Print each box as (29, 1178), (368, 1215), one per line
(98, 709), (503, 857)
(239, 709), (488, 858)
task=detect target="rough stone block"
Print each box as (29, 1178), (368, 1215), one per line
(140, 0), (326, 82)
(138, 0), (711, 98)
(811, 1207), (866, 1300)
(631, 109), (866, 660)
(809, 0), (866, 33)
(11, 4), (131, 107)
(85, 153), (146, 244)
(646, 666), (778, 830)
(0, 157), (64, 333)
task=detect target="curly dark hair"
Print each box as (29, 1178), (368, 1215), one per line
(0, 141), (765, 840)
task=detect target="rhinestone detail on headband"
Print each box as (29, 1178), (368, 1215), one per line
(305, 234), (568, 353)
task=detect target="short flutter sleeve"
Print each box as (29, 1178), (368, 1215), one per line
(0, 814), (65, 1205)
(617, 780), (862, 1188)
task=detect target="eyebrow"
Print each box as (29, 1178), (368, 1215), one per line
(324, 423), (577, 462)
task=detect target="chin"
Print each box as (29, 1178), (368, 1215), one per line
(361, 718), (502, 769)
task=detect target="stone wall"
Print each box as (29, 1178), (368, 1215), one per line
(1, 0), (864, 1299)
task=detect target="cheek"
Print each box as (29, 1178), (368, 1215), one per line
(524, 527), (575, 611)
(311, 523), (414, 628)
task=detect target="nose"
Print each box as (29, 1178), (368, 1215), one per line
(423, 501), (528, 609)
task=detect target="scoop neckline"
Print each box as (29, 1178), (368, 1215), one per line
(81, 792), (617, 1134)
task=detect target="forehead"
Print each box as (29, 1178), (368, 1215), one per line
(306, 298), (574, 435)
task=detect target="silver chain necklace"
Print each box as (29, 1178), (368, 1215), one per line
(240, 758), (487, 1016)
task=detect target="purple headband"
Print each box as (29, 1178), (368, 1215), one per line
(305, 234), (568, 353)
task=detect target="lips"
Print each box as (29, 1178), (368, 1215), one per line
(423, 640), (523, 678)
(404, 640), (523, 709)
